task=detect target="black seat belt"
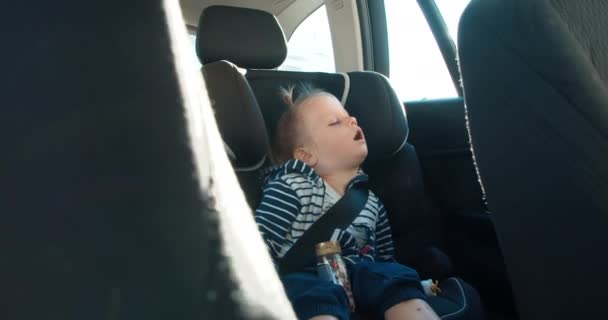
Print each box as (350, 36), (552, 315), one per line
(278, 184), (369, 275)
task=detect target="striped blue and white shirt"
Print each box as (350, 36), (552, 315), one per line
(255, 159), (395, 267)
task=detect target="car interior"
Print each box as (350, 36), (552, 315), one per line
(3, 0), (607, 320)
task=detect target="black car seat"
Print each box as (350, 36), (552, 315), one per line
(197, 4), (444, 277)
(458, 0), (608, 319)
(196, 5), (483, 319)
(2, 1), (294, 319)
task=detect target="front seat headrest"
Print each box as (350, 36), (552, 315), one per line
(196, 5), (287, 69)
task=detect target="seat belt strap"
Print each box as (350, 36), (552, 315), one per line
(278, 184), (368, 274)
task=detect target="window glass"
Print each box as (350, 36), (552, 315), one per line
(279, 5), (335, 72)
(188, 33), (201, 68)
(434, 0), (471, 44)
(384, 1), (469, 101)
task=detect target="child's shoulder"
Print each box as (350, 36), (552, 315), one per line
(263, 159), (322, 189)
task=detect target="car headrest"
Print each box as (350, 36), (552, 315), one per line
(245, 70), (408, 165)
(202, 60), (271, 170)
(344, 71), (409, 164)
(196, 5), (287, 69)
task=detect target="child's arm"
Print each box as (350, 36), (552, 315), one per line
(254, 179), (301, 261)
(375, 203), (396, 262)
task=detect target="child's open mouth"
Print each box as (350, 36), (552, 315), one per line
(353, 129), (365, 141)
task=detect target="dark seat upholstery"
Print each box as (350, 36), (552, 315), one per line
(3, 1), (294, 319)
(459, 0), (608, 319)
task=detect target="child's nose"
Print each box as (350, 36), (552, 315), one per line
(349, 116), (358, 126)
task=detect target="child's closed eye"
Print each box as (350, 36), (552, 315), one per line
(329, 119), (340, 126)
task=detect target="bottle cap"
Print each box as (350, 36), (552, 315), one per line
(315, 241), (342, 256)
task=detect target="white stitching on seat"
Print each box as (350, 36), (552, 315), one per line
(391, 136), (408, 156)
(338, 72), (350, 105)
(439, 278), (467, 319)
(234, 154), (267, 172)
(224, 141), (237, 160)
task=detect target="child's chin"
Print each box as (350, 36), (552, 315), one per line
(355, 150), (368, 165)
(359, 146), (368, 158)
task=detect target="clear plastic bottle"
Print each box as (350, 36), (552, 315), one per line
(315, 241), (356, 311)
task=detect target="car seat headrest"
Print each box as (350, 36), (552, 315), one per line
(245, 70), (408, 166)
(344, 71), (409, 164)
(202, 60), (271, 170)
(196, 5), (287, 69)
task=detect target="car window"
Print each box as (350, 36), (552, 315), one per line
(434, 0), (471, 44)
(188, 33), (201, 68)
(279, 5), (335, 72)
(384, 0), (470, 101)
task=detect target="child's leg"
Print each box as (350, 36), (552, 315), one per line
(384, 299), (439, 320)
(282, 272), (350, 320)
(309, 316), (340, 320)
(349, 261), (434, 319)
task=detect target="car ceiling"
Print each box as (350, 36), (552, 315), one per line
(179, 0), (297, 28)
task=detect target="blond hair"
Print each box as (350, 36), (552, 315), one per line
(271, 84), (331, 164)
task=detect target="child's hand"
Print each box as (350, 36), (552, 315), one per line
(431, 280), (442, 295)
(421, 279), (442, 296)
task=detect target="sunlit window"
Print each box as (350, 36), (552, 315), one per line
(384, 0), (470, 101)
(279, 5), (335, 72)
(188, 33), (201, 68)
(435, 0), (471, 44)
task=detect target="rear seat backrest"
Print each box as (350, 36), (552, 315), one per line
(196, 5), (443, 272)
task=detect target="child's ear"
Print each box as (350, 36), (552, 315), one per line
(294, 147), (318, 167)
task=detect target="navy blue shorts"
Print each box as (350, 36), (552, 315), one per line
(281, 261), (427, 320)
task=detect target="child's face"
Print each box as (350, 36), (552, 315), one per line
(295, 94), (368, 175)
